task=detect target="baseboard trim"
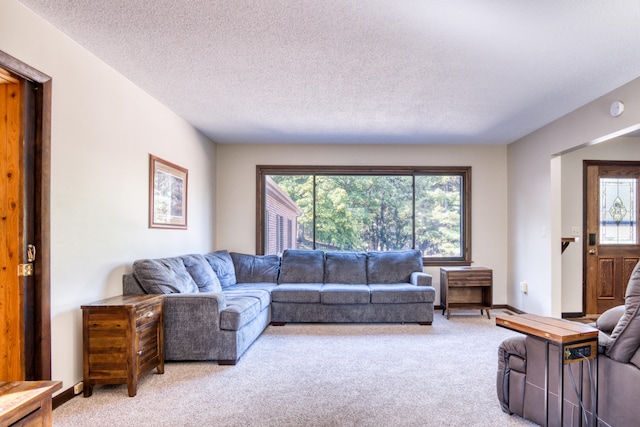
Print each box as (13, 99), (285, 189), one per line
(435, 304), (524, 314)
(503, 305), (526, 314)
(53, 385), (77, 410)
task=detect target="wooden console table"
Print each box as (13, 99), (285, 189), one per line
(496, 314), (599, 427)
(440, 267), (493, 319)
(82, 294), (164, 397)
(0, 381), (62, 426)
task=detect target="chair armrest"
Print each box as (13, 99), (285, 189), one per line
(498, 336), (527, 370)
(411, 271), (433, 287)
(497, 336), (527, 415)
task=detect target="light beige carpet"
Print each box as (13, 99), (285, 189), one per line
(54, 310), (536, 426)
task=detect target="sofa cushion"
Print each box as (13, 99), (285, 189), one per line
(369, 284), (436, 304)
(224, 288), (271, 311)
(271, 283), (323, 303)
(231, 252), (280, 283)
(181, 254), (222, 293)
(204, 250), (237, 288)
(232, 282), (278, 293)
(321, 284), (370, 304)
(220, 296), (263, 331)
(367, 250), (423, 284)
(324, 252), (367, 284)
(607, 261), (640, 363)
(132, 257), (199, 294)
(279, 250), (325, 284)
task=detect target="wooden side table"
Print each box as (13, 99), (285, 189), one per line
(440, 267), (493, 319)
(496, 314), (599, 427)
(0, 381), (62, 426)
(82, 294), (164, 397)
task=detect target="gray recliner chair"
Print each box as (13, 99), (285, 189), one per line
(497, 261), (640, 427)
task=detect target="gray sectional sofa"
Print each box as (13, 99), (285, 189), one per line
(497, 261), (640, 427)
(123, 249), (435, 365)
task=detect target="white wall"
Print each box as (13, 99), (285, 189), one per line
(216, 143), (508, 306)
(508, 79), (640, 317)
(1, 0), (216, 394)
(560, 136), (640, 313)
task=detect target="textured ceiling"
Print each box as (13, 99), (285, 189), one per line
(15, 0), (640, 145)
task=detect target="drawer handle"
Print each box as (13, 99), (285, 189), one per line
(146, 311), (154, 318)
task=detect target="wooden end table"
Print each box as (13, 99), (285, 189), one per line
(496, 313), (598, 427)
(440, 267), (493, 319)
(0, 381), (62, 426)
(82, 294), (164, 397)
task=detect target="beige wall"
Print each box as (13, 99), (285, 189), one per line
(216, 143), (508, 306)
(508, 78), (640, 316)
(1, 0), (216, 394)
(7, 0), (640, 397)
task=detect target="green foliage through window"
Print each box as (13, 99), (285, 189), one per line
(258, 166), (470, 265)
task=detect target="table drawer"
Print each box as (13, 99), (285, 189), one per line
(446, 271), (492, 286)
(136, 301), (162, 328)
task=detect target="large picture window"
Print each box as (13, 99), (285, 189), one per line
(257, 166), (471, 266)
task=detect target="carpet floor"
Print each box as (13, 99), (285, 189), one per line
(53, 310), (537, 426)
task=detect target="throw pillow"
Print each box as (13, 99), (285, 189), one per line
(181, 254), (222, 293)
(132, 257), (199, 294)
(606, 261), (640, 362)
(204, 250), (237, 288)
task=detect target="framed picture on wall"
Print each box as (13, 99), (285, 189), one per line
(149, 155), (188, 229)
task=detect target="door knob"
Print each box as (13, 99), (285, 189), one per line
(589, 249), (596, 255)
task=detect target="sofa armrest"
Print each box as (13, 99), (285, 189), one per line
(123, 273), (145, 295)
(162, 293), (227, 360)
(411, 271), (432, 287)
(163, 292), (227, 330)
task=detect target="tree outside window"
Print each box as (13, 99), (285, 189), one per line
(257, 166), (470, 265)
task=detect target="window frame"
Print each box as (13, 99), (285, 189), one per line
(256, 165), (471, 266)
(276, 214), (284, 254)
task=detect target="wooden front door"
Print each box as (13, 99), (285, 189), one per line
(0, 68), (39, 380)
(0, 50), (52, 381)
(585, 161), (640, 314)
(0, 67), (25, 380)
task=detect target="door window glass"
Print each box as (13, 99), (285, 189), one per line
(600, 178), (637, 244)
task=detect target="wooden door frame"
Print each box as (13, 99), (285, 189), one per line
(583, 159), (640, 315)
(0, 50), (52, 379)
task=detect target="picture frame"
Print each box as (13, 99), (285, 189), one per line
(149, 155), (188, 229)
